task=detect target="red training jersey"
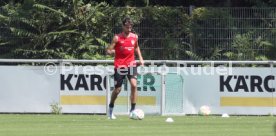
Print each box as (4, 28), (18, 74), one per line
(114, 32), (137, 68)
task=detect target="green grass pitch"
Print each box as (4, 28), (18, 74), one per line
(0, 114), (275, 136)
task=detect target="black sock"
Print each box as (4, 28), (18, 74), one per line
(130, 103), (136, 112)
(109, 103), (114, 108)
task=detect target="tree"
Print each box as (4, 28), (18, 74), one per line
(0, 0), (113, 59)
(224, 32), (272, 60)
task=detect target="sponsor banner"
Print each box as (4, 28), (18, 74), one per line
(0, 65), (275, 115)
(0, 66), (59, 113)
(60, 66), (161, 113)
(177, 67), (276, 115)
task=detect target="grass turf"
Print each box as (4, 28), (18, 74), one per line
(0, 114), (275, 136)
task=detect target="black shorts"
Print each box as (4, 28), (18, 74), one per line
(114, 67), (137, 88)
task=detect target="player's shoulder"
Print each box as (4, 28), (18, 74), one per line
(130, 32), (138, 38)
(114, 33), (120, 38)
(114, 33), (124, 39)
(112, 34), (119, 42)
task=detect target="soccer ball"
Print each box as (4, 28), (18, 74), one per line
(199, 105), (211, 116)
(131, 109), (144, 120)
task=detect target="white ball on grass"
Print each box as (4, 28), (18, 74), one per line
(131, 109), (144, 120)
(199, 105), (211, 116)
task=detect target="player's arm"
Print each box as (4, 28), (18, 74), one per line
(135, 35), (144, 66)
(106, 36), (118, 55)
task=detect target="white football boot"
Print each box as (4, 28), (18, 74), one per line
(129, 111), (135, 119)
(108, 113), (117, 120)
(108, 108), (116, 120)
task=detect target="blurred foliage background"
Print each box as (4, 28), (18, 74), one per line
(0, 0), (276, 60)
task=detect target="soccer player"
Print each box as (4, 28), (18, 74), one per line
(106, 17), (144, 119)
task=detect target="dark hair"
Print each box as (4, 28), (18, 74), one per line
(122, 17), (133, 25)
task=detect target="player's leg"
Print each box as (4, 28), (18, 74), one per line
(129, 77), (137, 112)
(108, 87), (121, 119)
(109, 87), (122, 106)
(127, 66), (138, 113)
(108, 69), (125, 119)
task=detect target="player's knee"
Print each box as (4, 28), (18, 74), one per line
(131, 84), (137, 88)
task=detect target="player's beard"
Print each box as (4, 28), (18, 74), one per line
(124, 30), (131, 35)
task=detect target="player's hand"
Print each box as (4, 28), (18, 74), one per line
(106, 49), (115, 55)
(139, 60), (144, 67)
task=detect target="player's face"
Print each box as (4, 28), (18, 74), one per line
(123, 24), (132, 34)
